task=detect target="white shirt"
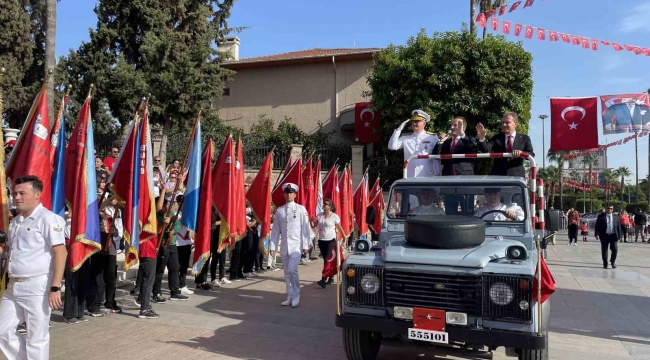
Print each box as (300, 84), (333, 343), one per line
(316, 212), (340, 240)
(176, 225), (193, 246)
(270, 201), (311, 256)
(505, 131), (516, 149)
(389, 130), (440, 178)
(411, 204), (445, 216)
(7, 203), (66, 278)
(606, 214), (613, 234)
(475, 203), (524, 221)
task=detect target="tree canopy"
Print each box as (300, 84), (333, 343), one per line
(366, 28), (534, 143)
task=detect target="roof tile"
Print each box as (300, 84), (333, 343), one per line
(231, 48), (380, 64)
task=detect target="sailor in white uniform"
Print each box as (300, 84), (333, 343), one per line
(411, 189), (445, 216)
(270, 183), (311, 308)
(388, 109), (441, 178)
(0, 176), (67, 360)
(474, 188), (524, 221)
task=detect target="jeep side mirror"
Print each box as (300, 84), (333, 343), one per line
(366, 206), (376, 225)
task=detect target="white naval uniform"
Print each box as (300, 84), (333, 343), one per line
(411, 204), (445, 216)
(0, 203), (66, 360)
(475, 203), (525, 221)
(270, 201), (311, 301)
(388, 130), (440, 178)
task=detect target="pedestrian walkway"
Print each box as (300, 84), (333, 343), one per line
(2, 234), (650, 359)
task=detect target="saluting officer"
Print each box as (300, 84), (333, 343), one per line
(388, 109), (440, 178)
(269, 183), (311, 308)
(0, 175), (67, 360)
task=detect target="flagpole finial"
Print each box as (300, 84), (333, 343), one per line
(65, 85), (72, 97)
(86, 84), (94, 99)
(45, 68), (54, 82)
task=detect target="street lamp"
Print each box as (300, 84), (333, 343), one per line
(626, 180), (632, 204)
(539, 115), (548, 168)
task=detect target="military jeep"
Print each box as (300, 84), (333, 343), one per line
(335, 155), (554, 360)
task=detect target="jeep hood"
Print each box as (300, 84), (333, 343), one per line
(382, 237), (522, 268)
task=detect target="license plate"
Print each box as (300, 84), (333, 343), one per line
(407, 328), (449, 344)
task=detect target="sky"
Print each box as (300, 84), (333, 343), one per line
(56, 0), (650, 180)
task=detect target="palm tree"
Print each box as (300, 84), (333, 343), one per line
(602, 169), (618, 204)
(470, 0), (478, 36)
(477, 0), (508, 39)
(539, 166), (559, 207)
(547, 150), (569, 210)
(45, 0), (57, 123)
(582, 153), (598, 212)
(614, 166), (631, 201)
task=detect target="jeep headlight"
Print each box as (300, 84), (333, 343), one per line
(360, 274), (380, 294)
(489, 282), (514, 305)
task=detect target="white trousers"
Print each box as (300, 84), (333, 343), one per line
(281, 252), (301, 300)
(0, 275), (51, 360)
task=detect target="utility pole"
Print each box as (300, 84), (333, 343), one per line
(539, 114), (548, 168)
(635, 132), (639, 203)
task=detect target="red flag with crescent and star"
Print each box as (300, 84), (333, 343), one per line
(549, 97), (598, 151)
(549, 31), (559, 42)
(560, 33), (570, 43)
(502, 21), (511, 34)
(354, 102), (381, 143)
(524, 26), (533, 39)
(514, 23), (523, 36)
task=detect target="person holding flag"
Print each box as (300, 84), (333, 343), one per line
(270, 183), (311, 308)
(310, 199), (347, 288)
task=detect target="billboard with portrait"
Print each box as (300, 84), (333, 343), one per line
(600, 93), (650, 135)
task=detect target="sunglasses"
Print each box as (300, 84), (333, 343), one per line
(607, 207), (614, 210)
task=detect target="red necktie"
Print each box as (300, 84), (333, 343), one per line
(451, 138), (458, 153)
(506, 135), (513, 152)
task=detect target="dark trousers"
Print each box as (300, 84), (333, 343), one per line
(63, 258), (90, 319)
(242, 230), (255, 274)
(177, 244), (192, 289)
(153, 245), (180, 297)
(600, 234), (618, 265)
(211, 249), (226, 282)
(88, 252), (117, 312)
(568, 224), (578, 243)
(318, 239), (336, 280)
(229, 241), (243, 280)
(137, 257), (156, 311)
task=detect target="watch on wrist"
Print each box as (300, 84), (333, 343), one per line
(50, 286), (61, 292)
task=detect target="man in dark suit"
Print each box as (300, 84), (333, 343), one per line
(594, 204), (622, 269)
(436, 116), (478, 175)
(602, 97), (650, 133)
(475, 112), (535, 177)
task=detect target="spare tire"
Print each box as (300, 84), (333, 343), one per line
(405, 215), (485, 249)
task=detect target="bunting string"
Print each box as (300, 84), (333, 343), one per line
(562, 131), (650, 160)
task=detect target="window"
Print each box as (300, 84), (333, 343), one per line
(222, 88), (230, 96)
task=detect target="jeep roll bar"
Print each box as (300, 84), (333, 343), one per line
(403, 152), (546, 336)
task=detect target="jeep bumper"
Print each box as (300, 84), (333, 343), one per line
(336, 313), (545, 350)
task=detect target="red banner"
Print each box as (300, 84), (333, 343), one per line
(192, 139), (214, 273)
(354, 103), (381, 143)
(549, 97), (599, 151)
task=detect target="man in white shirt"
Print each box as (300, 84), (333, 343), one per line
(388, 109), (440, 178)
(474, 188), (524, 221)
(0, 175), (67, 360)
(270, 183), (311, 308)
(411, 189), (445, 216)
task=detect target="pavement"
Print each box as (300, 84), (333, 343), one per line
(2, 232), (650, 359)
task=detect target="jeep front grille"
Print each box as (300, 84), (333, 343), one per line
(344, 265), (384, 308)
(482, 274), (533, 324)
(384, 270), (482, 315)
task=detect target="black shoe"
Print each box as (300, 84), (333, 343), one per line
(129, 288), (139, 296)
(110, 305), (123, 314)
(611, 263), (617, 269)
(138, 309), (159, 319)
(326, 277), (334, 285)
(603, 264), (608, 269)
(200, 283), (213, 291)
(317, 280), (327, 288)
(152, 294), (167, 304)
(170, 294), (189, 301)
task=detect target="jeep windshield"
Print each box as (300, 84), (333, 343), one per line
(386, 184), (527, 223)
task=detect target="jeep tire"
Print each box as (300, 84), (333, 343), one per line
(343, 328), (381, 360)
(405, 215), (485, 249)
(518, 330), (548, 360)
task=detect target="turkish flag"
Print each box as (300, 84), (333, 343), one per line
(514, 23), (523, 36)
(301, 157), (316, 218)
(581, 38), (590, 49)
(633, 47), (643, 55)
(549, 31), (559, 41)
(355, 102), (381, 143)
(212, 135), (237, 252)
(550, 97), (599, 151)
(498, 5), (507, 16)
(624, 44), (634, 51)
(338, 167), (351, 238)
(571, 35), (580, 45)
(560, 33), (570, 43)
(591, 39), (598, 51)
(524, 26), (533, 39)
(353, 174), (370, 236)
(485, 9), (495, 18)
(642, 48), (650, 56)
(271, 157), (303, 207)
(476, 13), (486, 27)
(601, 40), (611, 46)
(502, 21), (511, 34)
(246, 149), (273, 258)
(321, 239), (344, 279)
(524, 0), (535, 8)
(490, 17), (499, 31)
(368, 178), (383, 234)
(233, 138), (247, 239)
(612, 43), (623, 51)
(537, 28), (545, 40)
(533, 256), (555, 304)
(509, 0), (522, 12)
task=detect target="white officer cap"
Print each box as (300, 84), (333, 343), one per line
(411, 109), (430, 123)
(283, 183), (299, 193)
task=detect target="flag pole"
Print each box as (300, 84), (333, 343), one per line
(536, 235), (543, 336)
(0, 68), (7, 299)
(158, 111), (201, 247)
